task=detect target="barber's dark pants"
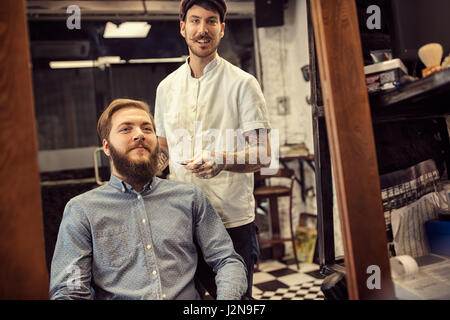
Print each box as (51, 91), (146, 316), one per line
(194, 221), (259, 299)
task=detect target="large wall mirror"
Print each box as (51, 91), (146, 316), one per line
(27, 0), (256, 270)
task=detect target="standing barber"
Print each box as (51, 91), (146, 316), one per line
(154, 0), (271, 298)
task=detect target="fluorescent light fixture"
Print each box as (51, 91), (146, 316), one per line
(97, 56), (125, 64)
(103, 22), (151, 38)
(129, 56), (188, 64)
(49, 56), (125, 69)
(49, 60), (96, 69)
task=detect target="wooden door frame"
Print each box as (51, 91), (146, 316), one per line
(310, 0), (395, 299)
(0, 0), (49, 299)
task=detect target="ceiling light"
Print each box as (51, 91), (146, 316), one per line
(49, 56), (125, 69)
(128, 56), (188, 64)
(96, 56), (125, 64)
(49, 60), (96, 69)
(103, 22), (151, 38)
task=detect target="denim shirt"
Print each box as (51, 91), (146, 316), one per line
(50, 175), (247, 300)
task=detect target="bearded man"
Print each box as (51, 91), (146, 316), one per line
(50, 98), (246, 300)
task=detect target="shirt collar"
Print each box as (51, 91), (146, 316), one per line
(108, 174), (154, 194)
(203, 54), (220, 74)
(186, 54), (221, 78)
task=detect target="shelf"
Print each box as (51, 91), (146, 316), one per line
(369, 68), (450, 123)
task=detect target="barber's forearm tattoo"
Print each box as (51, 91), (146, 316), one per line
(157, 149), (169, 172)
(224, 129), (270, 173)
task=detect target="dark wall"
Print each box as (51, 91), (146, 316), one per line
(374, 118), (449, 178)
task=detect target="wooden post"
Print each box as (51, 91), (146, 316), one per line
(310, 0), (395, 299)
(0, 0), (49, 299)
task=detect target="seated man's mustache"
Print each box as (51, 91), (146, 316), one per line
(127, 142), (151, 152)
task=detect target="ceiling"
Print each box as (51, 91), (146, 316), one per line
(27, 0), (255, 20)
(27, 1), (255, 63)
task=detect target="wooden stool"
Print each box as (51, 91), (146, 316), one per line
(254, 168), (300, 270)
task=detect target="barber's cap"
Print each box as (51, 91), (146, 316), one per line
(179, 0), (227, 22)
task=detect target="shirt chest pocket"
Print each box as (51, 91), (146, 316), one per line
(93, 226), (135, 269)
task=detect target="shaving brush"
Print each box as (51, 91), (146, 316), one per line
(418, 43), (444, 77)
(442, 54), (450, 69)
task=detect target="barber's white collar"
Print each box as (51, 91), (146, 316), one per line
(186, 54), (221, 78)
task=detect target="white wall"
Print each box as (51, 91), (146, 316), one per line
(257, 0), (312, 149)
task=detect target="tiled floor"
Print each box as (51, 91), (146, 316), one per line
(252, 259), (326, 300)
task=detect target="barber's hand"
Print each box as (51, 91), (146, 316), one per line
(184, 150), (224, 179)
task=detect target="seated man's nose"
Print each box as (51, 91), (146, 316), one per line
(134, 133), (145, 141)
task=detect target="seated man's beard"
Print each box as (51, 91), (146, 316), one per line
(108, 142), (159, 187)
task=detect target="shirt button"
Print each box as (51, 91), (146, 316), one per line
(146, 244), (152, 249)
(152, 270), (157, 276)
(137, 195), (142, 200)
(142, 219), (146, 224)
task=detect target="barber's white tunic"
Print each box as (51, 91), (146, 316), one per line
(154, 55), (270, 228)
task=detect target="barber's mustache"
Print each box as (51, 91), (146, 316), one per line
(194, 34), (212, 41)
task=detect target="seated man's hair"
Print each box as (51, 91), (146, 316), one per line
(97, 98), (153, 141)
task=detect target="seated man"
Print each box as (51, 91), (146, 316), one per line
(50, 98), (247, 300)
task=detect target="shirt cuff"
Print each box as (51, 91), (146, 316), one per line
(216, 288), (245, 300)
(242, 121), (271, 133)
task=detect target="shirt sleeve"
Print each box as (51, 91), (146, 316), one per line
(238, 76), (271, 133)
(154, 83), (166, 138)
(192, 186), (248, 300)
(49, 200), (93, 300)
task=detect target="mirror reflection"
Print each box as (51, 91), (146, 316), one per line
(29, 0), (320, 301)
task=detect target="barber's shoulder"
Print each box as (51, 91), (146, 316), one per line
(222, 58), (252, 77)
(158, 63), (187, 88)
(222, 60), (260, 90)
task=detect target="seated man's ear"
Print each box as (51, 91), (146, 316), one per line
(102, 139), (111, 157)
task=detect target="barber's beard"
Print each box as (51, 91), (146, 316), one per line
(108, 141), (159, 187)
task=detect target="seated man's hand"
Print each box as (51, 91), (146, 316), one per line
(184, 150), (224, 179)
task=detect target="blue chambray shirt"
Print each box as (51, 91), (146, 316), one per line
(50, 174), (247, 300)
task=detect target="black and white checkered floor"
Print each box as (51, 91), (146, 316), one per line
(252, 259), (326, 300)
